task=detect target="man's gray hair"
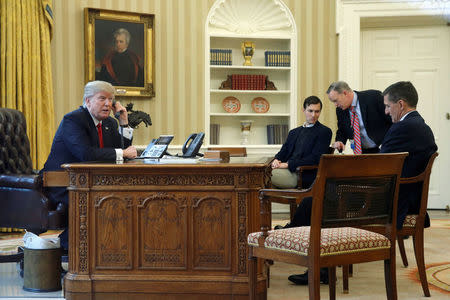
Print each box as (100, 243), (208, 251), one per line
(326, 81), (352, 94)
(83, 81), (115, 105)
(114, 28), (131, 45)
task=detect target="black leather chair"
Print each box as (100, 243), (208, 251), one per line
(0, 108), (66, 263)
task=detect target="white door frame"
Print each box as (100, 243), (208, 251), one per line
(336, 0), (448, 89)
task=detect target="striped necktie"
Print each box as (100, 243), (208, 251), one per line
(350, 106), (362, 154)
(97, 123), (104, 148)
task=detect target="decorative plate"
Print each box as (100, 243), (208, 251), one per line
(222, 96), (241, 113)
(251, 97), (270, 113)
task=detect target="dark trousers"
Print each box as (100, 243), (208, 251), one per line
(288, 197), (313, 227)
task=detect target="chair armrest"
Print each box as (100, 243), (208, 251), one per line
(259, 188), (312, 203)
(0, 174), (42, 189)
(42, 171), (69, 187)
(258, 187), (312, 241)
(399, 174), (425, 184)
(296, 165), (319, 172)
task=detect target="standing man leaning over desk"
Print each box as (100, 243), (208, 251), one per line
(327, 81), (392, 154)
(42, 80), (137, 250)
(271, 96), (332, 189)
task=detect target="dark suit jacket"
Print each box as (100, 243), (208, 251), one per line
(275, 121), (332, 187)
(42, 106), (132, 207)
(336, 90), (392, 147)
(380, 111), (437, 228)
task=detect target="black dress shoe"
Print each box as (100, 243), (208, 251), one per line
(288, 268), (329, 285)
(274, 223), (293, 230)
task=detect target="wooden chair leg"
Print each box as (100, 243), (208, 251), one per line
(384, 258), (398, 300)
(328, 266), (336, 300)
(397, 234), (409, 267)
(289, 202), (296, 220)
(265, 259), (273, 288)
(308, 266), (321, 300)
(349, 263), (353, 277)
(413, 232), (431, 297)
(342, 265), (349, 294)
(248, 253), (258, 300)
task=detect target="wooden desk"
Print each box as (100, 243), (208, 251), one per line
(63, 157), (271, 300)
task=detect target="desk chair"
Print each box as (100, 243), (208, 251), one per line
(249, 153), (407, 300)
(0, 108), (67, 264)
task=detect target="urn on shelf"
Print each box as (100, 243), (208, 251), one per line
(240, 120), (253, 145)
(241, 41), (255, 66)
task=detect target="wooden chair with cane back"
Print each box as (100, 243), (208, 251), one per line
(341, 152), (438, 297)
(248, 153), (407, 300)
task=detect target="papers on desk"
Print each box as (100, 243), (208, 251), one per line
(142, 157), (199, 164)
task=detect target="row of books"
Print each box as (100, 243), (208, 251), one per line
(210, 123), (220, 144)
(231, 74), (266, 90)
(267, 124), (289, 144)
(265, 50), (290, 67)
(210, 49), (232, 65)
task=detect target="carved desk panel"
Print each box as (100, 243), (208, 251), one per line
(63, 157), (271, 300)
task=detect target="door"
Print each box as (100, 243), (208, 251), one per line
(362, 25), (450, 209)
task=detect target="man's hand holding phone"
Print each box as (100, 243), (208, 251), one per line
(112, 100), (128, 126)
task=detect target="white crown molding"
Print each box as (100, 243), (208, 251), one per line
(336, 0), (449, 90)
(207, 0), (295, 36)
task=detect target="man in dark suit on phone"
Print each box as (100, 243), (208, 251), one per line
(42, 80), (137, 249)
(327, 81), (392, 154)
(380, 81), (437, 229)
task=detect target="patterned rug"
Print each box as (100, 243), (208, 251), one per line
(408, 262), (450, 294)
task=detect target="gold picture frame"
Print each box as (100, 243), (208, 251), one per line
(84, 8), (155, 97)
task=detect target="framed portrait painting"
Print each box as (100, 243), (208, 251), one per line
(84, 8), (155, 97)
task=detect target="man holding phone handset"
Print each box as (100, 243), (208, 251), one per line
(41, 80), (137, 250)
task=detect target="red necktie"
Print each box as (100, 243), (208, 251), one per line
(350, 106), (362, 154)
(97, 123), (104, 148)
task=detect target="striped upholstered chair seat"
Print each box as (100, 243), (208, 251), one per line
(248, 227), (390, 256)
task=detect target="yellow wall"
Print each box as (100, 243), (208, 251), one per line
(51, 0), (337, 145)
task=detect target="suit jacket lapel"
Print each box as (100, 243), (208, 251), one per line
(102, 119), (113, 147)
(81, 106), (102, 147)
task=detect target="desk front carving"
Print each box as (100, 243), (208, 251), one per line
(64, 158), (270, 300)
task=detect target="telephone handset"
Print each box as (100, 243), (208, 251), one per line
(182, 132), (205, 158)
(112, 100), (121, 119)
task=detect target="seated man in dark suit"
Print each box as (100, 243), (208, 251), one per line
(271, 96), (332, 188)
(42, 80), (138, 250)
(380, 81), (437, 229)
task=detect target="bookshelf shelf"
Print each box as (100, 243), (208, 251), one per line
(205, 0), (297, 154)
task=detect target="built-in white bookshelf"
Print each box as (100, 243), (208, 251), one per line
(205, 0), (297, 155)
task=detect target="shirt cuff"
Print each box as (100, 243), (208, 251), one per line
(121, 127), (133, 140)
(115, 148), (124, 161)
